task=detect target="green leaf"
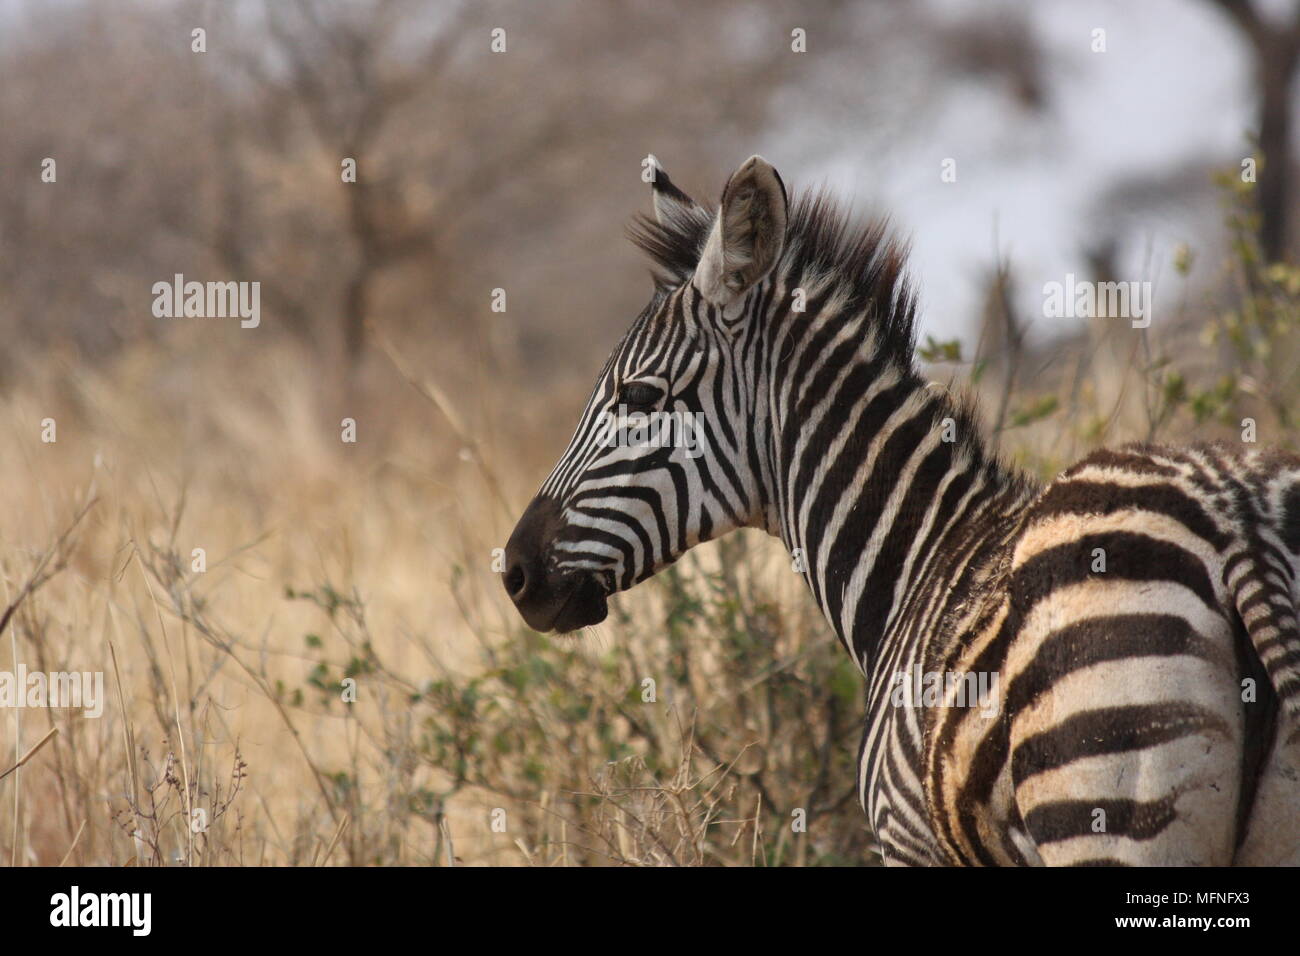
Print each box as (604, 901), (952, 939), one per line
(1006, 395), (1058, 429)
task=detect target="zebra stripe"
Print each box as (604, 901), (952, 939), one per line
(503, 155), (1300, 866)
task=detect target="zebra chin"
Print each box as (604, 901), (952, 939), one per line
(503, 495), (611, 634)
(532, 575), (609, 634)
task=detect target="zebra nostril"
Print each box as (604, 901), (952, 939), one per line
(503, 496), (564, 614)
(504, 563), (528, 600)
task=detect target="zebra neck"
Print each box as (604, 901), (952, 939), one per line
(765, 354), (1029, 673)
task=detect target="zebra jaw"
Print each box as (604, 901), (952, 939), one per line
(535, 574), (609, 635)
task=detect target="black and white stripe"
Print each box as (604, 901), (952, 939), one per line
(505, 155), (1300, 866)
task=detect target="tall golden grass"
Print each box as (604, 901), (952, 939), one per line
(1, 186), (1295, 866)
(0, 314), (853, 865)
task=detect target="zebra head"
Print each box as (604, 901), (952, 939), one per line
(504, 155), (788, 633)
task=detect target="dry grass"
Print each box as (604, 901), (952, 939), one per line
(1, 187), (1295, 866)
(0, 315), (864, 866)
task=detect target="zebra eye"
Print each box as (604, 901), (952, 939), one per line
(618, 382), (663, 409)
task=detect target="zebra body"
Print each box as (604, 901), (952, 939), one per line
(928, 444), (1300, 865)
(504, 156), (1300, 865)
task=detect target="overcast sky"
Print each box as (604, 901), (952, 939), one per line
(793, 0), (1275, 347)
(1, 0), (1291, 352)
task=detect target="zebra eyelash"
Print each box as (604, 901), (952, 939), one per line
(616, 381), (664, 409)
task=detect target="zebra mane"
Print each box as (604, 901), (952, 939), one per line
(629, 186), (1021, 494)
(628, 188), (918, 368)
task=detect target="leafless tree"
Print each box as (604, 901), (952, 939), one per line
(1207, 0), (1300, 261)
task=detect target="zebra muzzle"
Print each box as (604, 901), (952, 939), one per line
(504, 495), (610, 633)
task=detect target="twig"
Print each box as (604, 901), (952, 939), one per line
(374, 325), (514, 523)
(988, 257), (1023, 450)
(439, 818), (455, 866)
(318, 815), (350, 866)
(0, 496), (96, 639)
(0, 727), (59, 783)
(58, 819), (87, 867)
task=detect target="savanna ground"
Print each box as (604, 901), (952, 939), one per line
(2, 176), (1296, 867)
(2, 0), (1299, 868)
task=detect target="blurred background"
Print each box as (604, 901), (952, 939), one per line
(0, 0), (1296, 866)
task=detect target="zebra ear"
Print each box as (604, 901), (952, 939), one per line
(648, 156), (703, 229)
(695, 155), (788, 307)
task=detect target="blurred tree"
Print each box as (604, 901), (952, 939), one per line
(1207, 0), (1300, 262)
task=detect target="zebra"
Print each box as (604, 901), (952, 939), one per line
(502, 155), (1300, 866)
